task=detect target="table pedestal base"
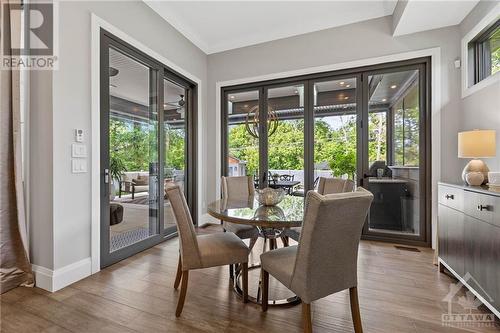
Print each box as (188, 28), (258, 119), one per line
(232, 234), (301, 307)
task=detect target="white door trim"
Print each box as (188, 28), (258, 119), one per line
(91, 14), (204, 274)
(215, 47), (441, 248)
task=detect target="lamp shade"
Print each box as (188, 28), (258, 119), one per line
(458, 130), (496, 158)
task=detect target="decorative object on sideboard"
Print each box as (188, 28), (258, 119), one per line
(465, 172), (484, 186)
(458, 129), (496, 185)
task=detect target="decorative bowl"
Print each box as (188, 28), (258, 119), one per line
(256, 187), (285, 206)
(488, 172), (500, 185)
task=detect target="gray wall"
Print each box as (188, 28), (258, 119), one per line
(29, 70), (54, 269)
(459, 0), (500, 173)
(30, 0), (207, 270)
(207, 15), (462, 205)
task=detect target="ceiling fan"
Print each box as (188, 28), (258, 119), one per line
(164, 94), (185, 118)
(109, 67), (119, 88)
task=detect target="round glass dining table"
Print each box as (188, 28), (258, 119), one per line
(207, 195), (304, 306)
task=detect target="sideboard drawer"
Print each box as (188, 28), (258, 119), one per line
(438, 184), (463, 211)
(464, 190), (497, 225)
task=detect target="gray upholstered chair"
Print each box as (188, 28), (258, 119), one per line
(166, 185), (250, 317)
(261, 188), (373, 333)
(221, 176), (259, 250)
(284, 177), (355, 242)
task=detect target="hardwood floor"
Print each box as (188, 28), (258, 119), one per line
(1, 225), (499, 332)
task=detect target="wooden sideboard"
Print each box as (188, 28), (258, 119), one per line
(438, 182), (500, 318)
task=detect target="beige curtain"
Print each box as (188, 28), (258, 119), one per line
(0, 0), (34, 293)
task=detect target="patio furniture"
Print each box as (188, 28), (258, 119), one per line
(109, 203), (123, 225)
(269, 180), (301, 195)
(118, 171), (149, 198)
(279, 174), (294, 181)
(166, 185), (250, 317)
(260, 188), (373, 333)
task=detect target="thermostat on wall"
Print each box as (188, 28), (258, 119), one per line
(75, 129), (84, 142)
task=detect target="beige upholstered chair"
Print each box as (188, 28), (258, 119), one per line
(284, 177), (355, 242)
(166, 185), (250, 317)
(261, 188), (373, 333)
(318, 177), (355, 194)
(221, 176), (259, 250)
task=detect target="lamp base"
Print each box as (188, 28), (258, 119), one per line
(462, 159), (489, 185)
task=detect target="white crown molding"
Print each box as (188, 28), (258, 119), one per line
(143, 0), (210, 54)
(32, 257), (92, 292)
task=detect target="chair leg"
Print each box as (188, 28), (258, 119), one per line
(229, 264), (234, 281)
(242, 263), (248, 303)
(248, 237), (258, 251)
(349, 287), (363, 333)
(174, 255), (182, 290)
(302, 303), (312, 333)
(261, 269), (269, 312)
(175, 270), (189, 317)
(281, 236), (289, 247)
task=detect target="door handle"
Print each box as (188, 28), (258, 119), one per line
(104, 168), (110, 184)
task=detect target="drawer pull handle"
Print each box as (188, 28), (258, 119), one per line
(445, 194), (454, 200)
(477, 205), (490, 212)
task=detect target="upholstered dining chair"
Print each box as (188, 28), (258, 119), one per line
(284, 177), (355, 242)
(166, 185), (250, 317)
(221, 176), (260, 279)
(260, 188), (373, 333)
(221, 176), (259, 250)
(318, 177), (355, 194)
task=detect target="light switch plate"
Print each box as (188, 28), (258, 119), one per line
(72, 159), (87, 173)
(72, 143), (87, 158)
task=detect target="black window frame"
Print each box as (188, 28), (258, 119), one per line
(469, 19), (500, 84)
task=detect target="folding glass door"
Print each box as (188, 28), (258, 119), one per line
(100, 31), (196, 267)
(222, 58), (430, 246)
(361, 64), (429, 244)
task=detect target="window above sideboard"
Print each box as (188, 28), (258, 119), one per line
(461, 4), (500, 98)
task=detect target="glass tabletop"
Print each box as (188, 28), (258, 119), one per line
(207, 195), (304, 228)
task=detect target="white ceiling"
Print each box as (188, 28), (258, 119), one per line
(145, 0), (398, 54)
(393, 0), (479, 36)
(145, 1), (480, 55)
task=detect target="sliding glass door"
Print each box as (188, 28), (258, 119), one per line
(222, 58), (430, 246)
(100, 30), (196, 267)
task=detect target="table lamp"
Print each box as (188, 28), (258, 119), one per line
(458, 129), (496, 185)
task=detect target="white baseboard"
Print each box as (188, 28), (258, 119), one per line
(32, 257), (92, 292)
